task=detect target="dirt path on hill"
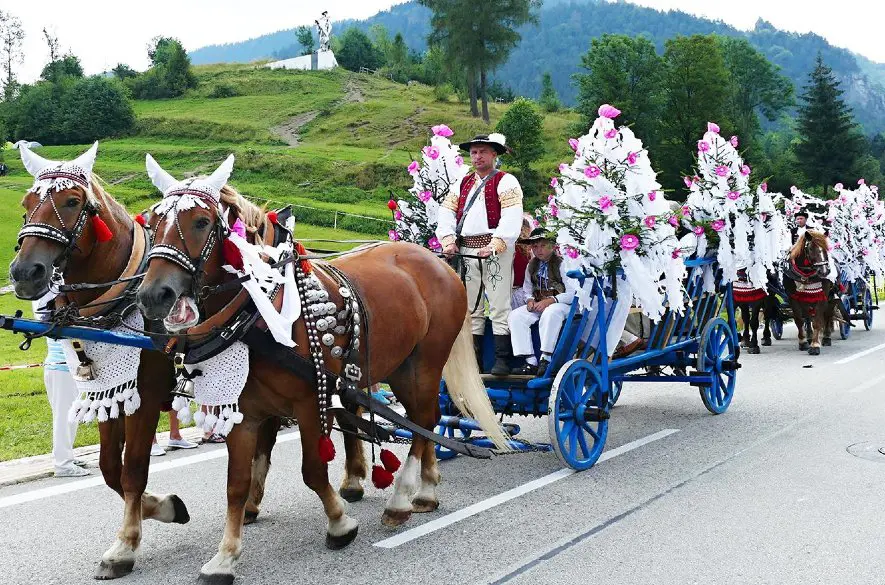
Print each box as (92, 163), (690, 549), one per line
(271, 111), (320, 147)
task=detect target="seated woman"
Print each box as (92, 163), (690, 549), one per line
(511, 216), (534, 309)
(509, 229), (577, 376)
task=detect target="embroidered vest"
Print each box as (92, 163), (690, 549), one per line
(456, 172), (507, 230)
(528, 254), (566, 299)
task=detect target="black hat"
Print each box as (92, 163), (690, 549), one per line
(794, 209), (809, 219)
(458, 133), (509, 155)
(518, 227), (553, 244)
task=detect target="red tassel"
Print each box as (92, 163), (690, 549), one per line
(222, 238), (244, 271)
(295, 241), (312, 274)
(267, 211), (278, 224)
(134, 214), (146, 226)
(380, 449), (401, 473)
(371, 464), (394, 489)
(318, 435), (336, 463)
(91, 215), (113, 243)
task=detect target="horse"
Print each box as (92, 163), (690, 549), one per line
(134, 154), (508, 583)
(782, 231), (833, 355)
(7, 144), (280, 580)
(733, 269), (779, 354)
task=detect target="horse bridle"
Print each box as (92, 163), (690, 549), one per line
(146, 190), (229, 299)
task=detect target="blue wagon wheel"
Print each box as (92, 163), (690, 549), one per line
(864, 288), (874, 330)
(839, 297), (851, 339)
(547, 359), (609, 470)
(608, 380), (623, 408)
(696, 318), (738, 414)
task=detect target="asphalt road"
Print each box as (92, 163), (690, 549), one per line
(2, 322), (885, 585)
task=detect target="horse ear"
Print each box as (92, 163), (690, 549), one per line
(72, 141), (99, 176)
(145, 153), (179, 195)
(205, 154), (235, 197)
(20, 145), (56, 178)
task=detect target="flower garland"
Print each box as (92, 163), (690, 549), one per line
(541, 104), (685, 319)
(827, 181), (885, 281)
(679, 123), (789, 288)
(387, 124), (469, 251)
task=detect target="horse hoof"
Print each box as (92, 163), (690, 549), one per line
(761, 338), (772, 347)
(381, 508), (412, 528)
(339, 487), (364, 503)
(325, 525), (358, 550)
(747, 346), (761, 355)
(808, 347), (820, 356)
(95, 560), (134, 580)
(411, 497), (439, 513)
(170, 494), (190, 524)
(243, 510), (259, 525)
(823, 338), (832, 347)
(799, 342), (809, 351)
(198, 573), (235, 585)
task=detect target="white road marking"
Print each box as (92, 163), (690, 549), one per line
(0, 431), (301, 510)
(835, 342), (885, 365)
(848, 372), (885, 393)
(372, 428), (680, 549)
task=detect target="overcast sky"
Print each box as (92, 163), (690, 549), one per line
(6, 0), (885, 83)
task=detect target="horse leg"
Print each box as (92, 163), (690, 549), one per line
(822, 301), (833, 346)
(748, 304), (761, 354)
(337, 405), (368, 503)
(199, 421), (258, 583)
(761, 297), (773, 346)
(809, 303), (825, 355)
(792, 302), (809, 351)
(739, 304), (750, 347)
(244, 416), (282, 525)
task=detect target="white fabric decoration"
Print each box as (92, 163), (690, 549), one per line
(180, 341), (249, 436)
(21, 142), (98, 198)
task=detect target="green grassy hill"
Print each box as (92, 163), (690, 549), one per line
(0, 64), (577, 460)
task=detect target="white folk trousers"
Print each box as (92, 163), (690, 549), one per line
(463, 246), (514, 335)
(509, 302), (572, 357)
(45, 369), (80, 469)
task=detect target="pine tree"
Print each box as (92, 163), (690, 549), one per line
(795, 54), (864, 196)
(539, 72), (561, 112)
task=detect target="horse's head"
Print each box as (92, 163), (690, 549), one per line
(136, 154), (237, 331)
(9, 142), (106, 300)
(790, 230), (830, 278)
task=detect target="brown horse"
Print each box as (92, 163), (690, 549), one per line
(8, 145), (279, 581)
(134, 155), (507, 583)
(783, 231), (833, 355)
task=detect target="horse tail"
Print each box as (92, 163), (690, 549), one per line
(442, 314), (512, 452)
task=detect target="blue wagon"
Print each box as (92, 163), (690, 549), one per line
(836, 270), (877, 338)
(437, 256), (741, 470)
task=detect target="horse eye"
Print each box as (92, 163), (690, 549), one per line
(194, 218), (211, 230)
(66, 198), (80, 208)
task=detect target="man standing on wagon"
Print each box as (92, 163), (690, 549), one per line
(437, 133), (524, 376)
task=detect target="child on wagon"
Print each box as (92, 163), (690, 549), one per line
(508, 229), (578, 376)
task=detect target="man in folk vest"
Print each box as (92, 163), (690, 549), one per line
(790, 209), (809, 245)
(437, 133), (524, 375)
(508, 229), (577, 376)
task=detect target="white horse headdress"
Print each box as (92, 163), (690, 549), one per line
(21, 142), (98, 198)
(146, 153), (234, 217)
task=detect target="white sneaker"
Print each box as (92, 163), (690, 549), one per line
(166, 437), (198, 450)
(150, 443), (166, 457)
(55, 464), (90, 478)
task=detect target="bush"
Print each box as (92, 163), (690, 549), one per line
(128, 37), (197, 99)
(208, 83), (240, 98)
(432, 83), (453, 102)
(496, 98), (545, 175)
(334, 28), (384, 72)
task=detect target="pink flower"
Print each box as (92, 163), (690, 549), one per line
(604, 128), (618, 139)
(644, 216), (656, 228)
(455, 156), (464, 166)
(388, 230), (400, 241)
(682, 206), (692, 217)
(620, 234), (639, 251)
(834, 242), (842, 249)
(559, 163), (568, 172)
(726, 190), (740, 201)
(550, 177), (558, 188)
(231, 218), (246, 239)
(648, 191), (657, 202)
(729, 135), (739, 148)
(715, 166), (729, 177)
(427, 236), (441, 251)
(790, 185), (798, 194)
(627, 151), (638, 165)
(707, 122), (720, 133)
(431, 124), (453, 137)
(568, 138), (579, 151)
(863, 248), (870, 256)
(760, 182), (767, 192)
(859, 178), (866, 185)
(711, 219), (725, 232)
(394, 210), (403, 221)
(598, 196), (613, 211)
(598, 104), (621, 119)
(550, 204), (559, 218)
(418, 190), (432, 203)
(761, 213), (769, 221)
(697, 140), (710, 152)
(740, 164), (751, 176)
(565, 246), (579, 259)
(683, 176), (693, 188)
(548, 194), (556, 203)
(669, 216), (679, 227)
(408, 161), (420, 175)
(584, 165), (601, 178)
(693, 225), (705, 236)
(671, 248), (681, 259)
(423, 146), (440, 160)
(835, 182), (843, 191)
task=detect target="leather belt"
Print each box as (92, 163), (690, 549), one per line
(460, 234), (492, 249)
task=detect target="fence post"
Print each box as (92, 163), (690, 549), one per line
(334, 211), (338, 230)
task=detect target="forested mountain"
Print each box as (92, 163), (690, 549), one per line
(190, 0), (885, 132)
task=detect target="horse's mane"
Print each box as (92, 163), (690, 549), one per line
(789, 230), (829, 260)
(220, 185), (265, 235)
